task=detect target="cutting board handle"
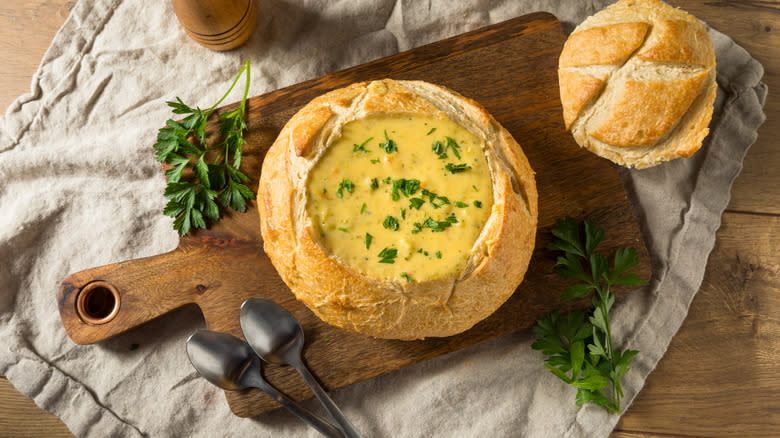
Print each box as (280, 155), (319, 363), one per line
(58, 247), (204, 344)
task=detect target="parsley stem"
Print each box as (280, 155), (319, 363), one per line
(599, 284), (619, 413)
(207, 60), (251, 117)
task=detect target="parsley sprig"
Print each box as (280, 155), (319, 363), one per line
(154, 60), (255, 236)
(532, 218), (647, 414)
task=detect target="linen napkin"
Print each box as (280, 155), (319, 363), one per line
(0, 0), (766, 436)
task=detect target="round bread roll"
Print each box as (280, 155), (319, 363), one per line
(558, 0), (717, 169)
(258, 79), (538, 340)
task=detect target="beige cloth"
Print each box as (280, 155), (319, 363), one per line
(0, 1), (766, 437)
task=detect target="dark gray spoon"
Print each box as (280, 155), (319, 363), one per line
(185, 329), (343, 438)
(240, 298), (364, 438)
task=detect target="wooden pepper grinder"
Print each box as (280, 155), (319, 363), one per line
(172, 0), (258, 51)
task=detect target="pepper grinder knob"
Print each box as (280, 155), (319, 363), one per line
(172, 0), (258, 51)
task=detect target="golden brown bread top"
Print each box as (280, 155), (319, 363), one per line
(559, 22), (650, 68)
(258, 79), (538, 340)
(558, 0), (717, 168)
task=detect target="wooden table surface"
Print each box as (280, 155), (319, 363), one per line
(0, 1), (777, 436)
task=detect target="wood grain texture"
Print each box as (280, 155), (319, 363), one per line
(57, 12), (650, 417)
(0, 0), (72, 110)
(0, 1), (778, 437)
(669, 0), (780, 215)
(0, 378), (71, 437)
(615, 212), (780, 437)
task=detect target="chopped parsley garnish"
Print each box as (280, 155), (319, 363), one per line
(472, 185), (479, 192)
(383, 176), (392, 184)
(446, 214), (458, 224)
(336, 179), (354, 198)
(415, 248), (429, 256)
(426, 127), (436, 135)
(352, 136), (373, 153)
(400, 272), (414, 283)
(422, 217), (452, 232)
(474, 200), (482, 208)
(401, 208), (406, 219)
(454, 201), (468, 208)
(322, 188), (327, 194)
(434, 196), (450, 207)
(338, 227), (348, 232)
(445, 136), (462, 159)
(370, 178), (379, 190)
(436, 251), (442, 259)
(433, 136), (462, 160)
(379, 130), (398, 153)
(411, 222), (422, 234)
(445, 163), (471, 174)
(378, 247), (397, 263)
(365, 233), (373, 249)
(409, 198), (425, 210)
(383, 215), (400, 231)
(391, 178), (421, 201)
(421, 189), (450, 208)
(371, 159), (380, 164)
(360, 203), (366, 214)
(432, 140), (446, 158)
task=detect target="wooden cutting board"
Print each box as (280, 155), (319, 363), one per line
(58, 12), (651, 417)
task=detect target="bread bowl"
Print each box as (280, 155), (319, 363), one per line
(558, 0), (717, 169)
(258, 79), (537, 340)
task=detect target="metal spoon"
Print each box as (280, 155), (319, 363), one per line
(185, 329), (344, 438)
(240, 298), (364, 438)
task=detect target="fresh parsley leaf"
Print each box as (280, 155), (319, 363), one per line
(379, 130), (397, 153)
(400, 272), (414, 283)
(338, 227), (348, 232)
(383, 215), (399, 231)
(454, 201), (468, 208)
(547, 217), (585, 257)
(353, 136), (373, 153)
(445, 163), (471, 174)
(421, 189), (450, 208)
(360, 203), (367, 214)
(432, 140), (446, 159)
(409, 198), (425, 210)
(473, 200), (482, 208)
(436, 251), (442, 259)
(445, 136), (461, 159)
(370, 178), (379, 190)
(154, 61), (255, 236)
(378, 247), (397, 263)
(337, 179), (354, 198)
(390, 178), (421, 201)
(365, 233), (373, 249)
(426, 127), (436, 135)
(421, 216), (452, 232)
(532, 217), (647, 414)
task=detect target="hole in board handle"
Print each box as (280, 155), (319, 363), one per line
(76, 281), (120, 325)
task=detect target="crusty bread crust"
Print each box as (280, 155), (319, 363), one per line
(258, 79), (538, 340)
(558, 0), (717, 168)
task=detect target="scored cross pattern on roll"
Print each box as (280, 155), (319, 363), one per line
(558, 0), (717, 169)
